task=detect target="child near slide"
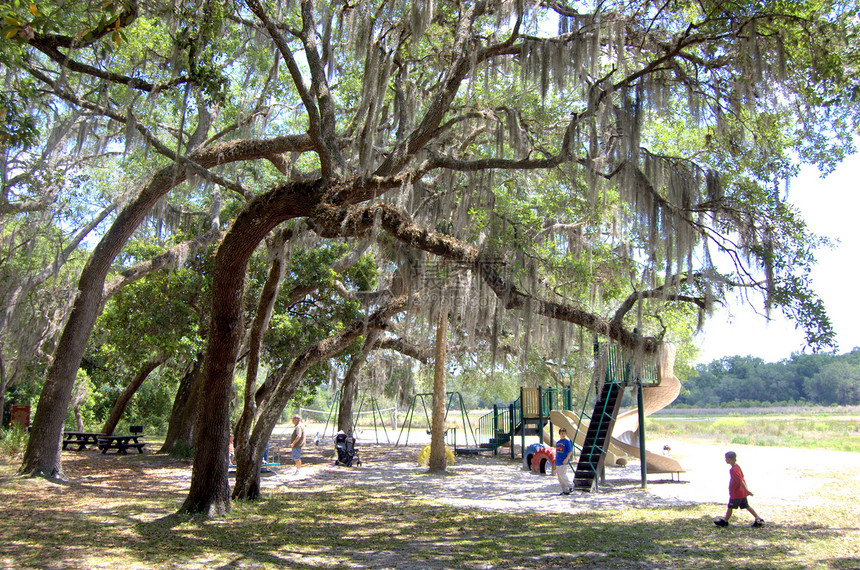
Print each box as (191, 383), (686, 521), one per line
(714, 451), (765, 527)
(552, 428), (573, 495)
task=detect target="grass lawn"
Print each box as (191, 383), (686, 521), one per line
(649, 407), (860, 453)
(1, 437), (859, 569)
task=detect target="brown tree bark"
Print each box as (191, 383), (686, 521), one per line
(0, 355), (6, 428)
(179, 180), (322, 514)
(101, 353), (165, 436)
(337, 329), (381, 436)
(233, 229), (289, 493)
(429, 307), (449, 473)
(73, 407), (83, 432)
(160, 355), (205, 455)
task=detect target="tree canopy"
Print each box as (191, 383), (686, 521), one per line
(2, 0), (858, 514)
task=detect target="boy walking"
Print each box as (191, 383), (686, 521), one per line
(714, 451), (765, 527)
(552, 428), (573, 495)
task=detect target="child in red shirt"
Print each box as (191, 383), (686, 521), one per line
(714, 451), (765, 527)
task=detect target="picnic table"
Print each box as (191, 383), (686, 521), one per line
(97, 434), (146, 455)
(62, 432), (102, 451)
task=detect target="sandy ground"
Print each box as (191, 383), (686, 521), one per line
(250, 437), (860, 516)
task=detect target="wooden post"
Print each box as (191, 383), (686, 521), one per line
(538, 385), (544, 441)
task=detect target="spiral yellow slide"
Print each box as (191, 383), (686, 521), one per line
(547, 409), (629, 466)
(611, 344), (685, 475)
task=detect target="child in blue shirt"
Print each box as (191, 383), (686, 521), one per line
(552, 428), (573, 495)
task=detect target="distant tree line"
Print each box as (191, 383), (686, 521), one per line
(676, 348), (860, 407)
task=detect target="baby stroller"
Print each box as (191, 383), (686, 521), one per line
(334, 432), (361, 467)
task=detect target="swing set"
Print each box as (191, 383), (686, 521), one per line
(395, 391), (480, 453)
(316, 391), (393, 444)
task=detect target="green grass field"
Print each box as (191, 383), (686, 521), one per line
(648, 407), (860, 452)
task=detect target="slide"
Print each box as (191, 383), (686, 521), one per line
(611, 344), (685, 475)
(549, 410), (628, 467)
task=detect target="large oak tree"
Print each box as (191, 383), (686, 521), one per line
(3, 1), (856, 514)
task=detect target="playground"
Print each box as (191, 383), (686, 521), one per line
(3, 345), (859, 568)
(234, 437), (860, 515)
(1, 435), (859, 569)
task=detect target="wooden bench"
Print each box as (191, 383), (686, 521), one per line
(62, 432), (102, 451)
(97, 435), (146, 455)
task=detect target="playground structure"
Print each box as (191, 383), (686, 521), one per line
(471, 341), (685, 492)
(473, 384), (576, 459)
(571, 342), (685, 491)
(610, 345), (685, 478)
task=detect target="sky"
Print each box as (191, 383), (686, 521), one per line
(694, 145), (860, 364)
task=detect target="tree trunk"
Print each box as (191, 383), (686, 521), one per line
(231, 447), (262, 500)
(101, 353), (165, 436)
(178, 268), (240, 515)
(231, 298), (408, 500)
(180, 191), (300, 514)
(178, 388), (232, 516)
(0, 354), (6, 428)
(20, 165), (193, 479)
(234, 229), (289, 495)
(429, 308), (449, 473)
(337, 370), (358, 436)
(230, 412), (273, 501)
(20, 136), (311, 480)
(160, 353), (203, 454)
(337, 329), (381, 436)
(20, 281), (103, 479)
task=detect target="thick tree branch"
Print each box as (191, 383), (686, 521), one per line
(374, 336), (433, 364)
(311, 202), (659, 353)
(611, 275), (708, 327)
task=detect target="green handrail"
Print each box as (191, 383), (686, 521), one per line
(473, 385), (574, 454)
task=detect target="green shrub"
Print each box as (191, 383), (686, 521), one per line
(0, 425), (29, 458)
